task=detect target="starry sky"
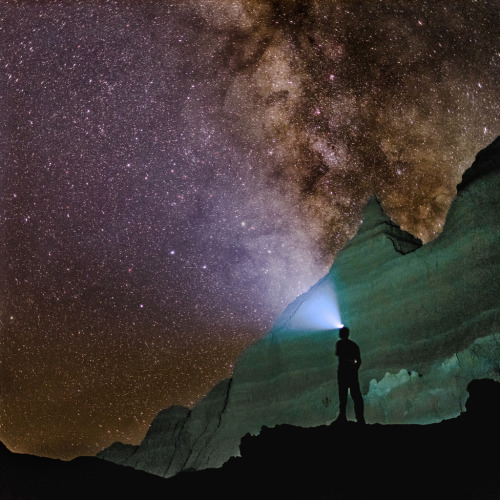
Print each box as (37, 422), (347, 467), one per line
(1, 0), (499, 460)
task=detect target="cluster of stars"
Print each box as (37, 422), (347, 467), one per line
(0, 0), (498, 460)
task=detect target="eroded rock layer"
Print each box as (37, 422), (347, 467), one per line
(99, 137), (500, 477)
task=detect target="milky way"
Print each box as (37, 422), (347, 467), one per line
(1, 0), (499, 459)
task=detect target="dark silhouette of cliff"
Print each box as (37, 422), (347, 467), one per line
(1, 378), (499, 499)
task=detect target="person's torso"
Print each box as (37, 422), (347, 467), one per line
(337, 339), (359, 366)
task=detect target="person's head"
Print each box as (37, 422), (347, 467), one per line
(339, 326), (350, 339)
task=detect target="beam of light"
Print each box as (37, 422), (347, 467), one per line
(288, 278), (343, 332)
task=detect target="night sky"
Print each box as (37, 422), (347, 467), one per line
(1, 0), (499, 460)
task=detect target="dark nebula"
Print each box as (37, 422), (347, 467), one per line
(1, 0), (498, 459)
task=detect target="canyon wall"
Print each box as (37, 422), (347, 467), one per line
(98, 137), (500, 476)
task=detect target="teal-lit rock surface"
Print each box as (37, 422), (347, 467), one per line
(99, 137), (500, 476)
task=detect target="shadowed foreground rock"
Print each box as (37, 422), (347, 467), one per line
(2, 379), (500, 499)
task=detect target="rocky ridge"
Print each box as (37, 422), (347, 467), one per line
(3, 379), (500, 500)
(99, 137), (500, 478)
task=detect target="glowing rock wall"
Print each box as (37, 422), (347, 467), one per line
(99, 137), (500, 476)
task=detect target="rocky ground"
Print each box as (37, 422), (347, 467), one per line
(1, 378), (499, 500)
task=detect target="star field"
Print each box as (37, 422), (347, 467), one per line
(1, 0), (499, 459)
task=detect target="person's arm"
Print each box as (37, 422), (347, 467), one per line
(355, 345), (361, 367)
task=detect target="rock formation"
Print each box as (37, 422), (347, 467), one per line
(98, 137), (500, 477)
(98, 379), (232, 476)
(3, 379), (500, 499)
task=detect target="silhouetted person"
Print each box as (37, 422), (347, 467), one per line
(335, 326), (365, 424)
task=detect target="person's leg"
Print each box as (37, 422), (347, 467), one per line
(337, 371), (348, 421)
(350, 375), (365, 424)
